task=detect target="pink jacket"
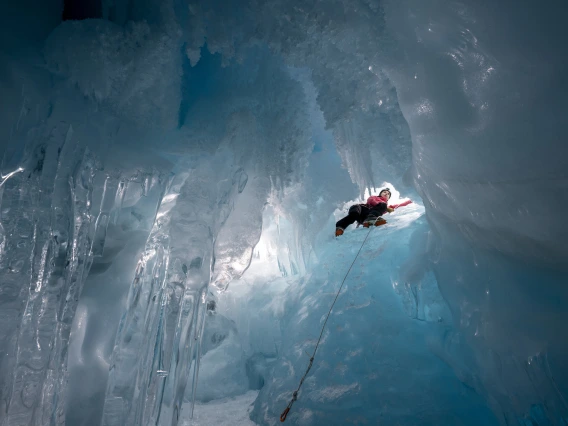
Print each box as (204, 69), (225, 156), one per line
(366, 196), (413, 210)
(366, 195), (389, 207)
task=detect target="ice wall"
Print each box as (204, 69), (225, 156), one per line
(1, 4), (320, 424)
(249, 206), (501, 425)
(172, 0), (568, 423)
(0, 0), (567, 425)
(383, 1), (568, 422)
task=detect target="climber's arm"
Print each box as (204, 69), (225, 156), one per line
(388, 200), (413, 212)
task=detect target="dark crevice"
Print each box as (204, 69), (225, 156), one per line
(62, 0), (102, 21)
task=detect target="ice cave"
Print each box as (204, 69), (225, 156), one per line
(0, 0), (567, 425)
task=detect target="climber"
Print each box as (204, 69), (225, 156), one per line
(335, 188), (412, 237)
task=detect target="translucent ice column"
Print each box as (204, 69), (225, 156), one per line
(101, 156), (254, 426)
(0, 125), (118, 425)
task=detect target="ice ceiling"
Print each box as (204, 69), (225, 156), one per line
(0, 0), (567, 425)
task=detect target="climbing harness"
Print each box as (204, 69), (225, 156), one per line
(280, 220), (381, 422)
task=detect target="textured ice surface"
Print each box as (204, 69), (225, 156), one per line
(222, 199), (498, 425)
(182, 390), (259, 426)
(1, 0), (568, 425)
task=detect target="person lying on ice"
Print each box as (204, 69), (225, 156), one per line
(335, 188), (412, 237)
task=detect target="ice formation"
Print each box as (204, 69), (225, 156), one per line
(0, 0), (567, 425)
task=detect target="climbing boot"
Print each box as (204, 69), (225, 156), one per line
(363, 216), (387, 228)
(335, 227), (344, 237)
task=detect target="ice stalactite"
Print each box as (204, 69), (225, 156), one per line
(0, 123), (163, 425)
(101, 153), (262, 425)
(0, 125), (94, 425)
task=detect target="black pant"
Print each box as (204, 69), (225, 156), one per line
(336, 203), (387, 229)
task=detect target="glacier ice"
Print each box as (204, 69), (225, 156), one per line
(1, 0), (567, 425)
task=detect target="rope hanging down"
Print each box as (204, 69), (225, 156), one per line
(280, 221), (379, 422)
